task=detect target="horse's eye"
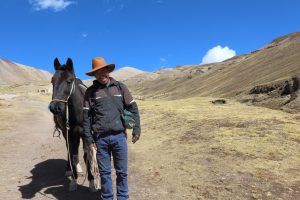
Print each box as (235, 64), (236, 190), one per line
(66, 80), (72, 84)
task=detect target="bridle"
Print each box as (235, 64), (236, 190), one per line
(51, 80), (75, 129)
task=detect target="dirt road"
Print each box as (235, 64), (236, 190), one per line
(0, 97), (153, 200)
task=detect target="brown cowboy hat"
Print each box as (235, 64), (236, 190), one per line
(86, 57), (115, 76)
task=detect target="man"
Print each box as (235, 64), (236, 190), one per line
(83, 57), (141, 200)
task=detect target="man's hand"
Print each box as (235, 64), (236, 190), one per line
(132, 134), (140, 144)
(89, 143), (97, 152)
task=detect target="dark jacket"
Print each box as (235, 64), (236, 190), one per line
(83, 77), (141, 146)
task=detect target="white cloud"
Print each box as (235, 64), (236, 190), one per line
(104, 7), (113, 14)
(160, 58), (167, 62)
(81, 32), (88, 38)
(29, 0), (75, 12)
(101, 0), (126, 14)
(201, 45), (236, 64)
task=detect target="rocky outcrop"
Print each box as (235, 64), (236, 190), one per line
(247, 76), (300, 111)
(249, 76), (299, 97)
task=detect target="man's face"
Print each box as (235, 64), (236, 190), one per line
(95, 67), (110, 85)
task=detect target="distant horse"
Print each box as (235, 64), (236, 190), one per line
(48, 58), (96, 192)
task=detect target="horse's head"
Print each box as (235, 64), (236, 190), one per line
(49, 58), (75, 115)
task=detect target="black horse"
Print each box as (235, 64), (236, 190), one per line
(49, 58), (96, 192)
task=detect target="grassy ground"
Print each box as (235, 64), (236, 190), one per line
(0, 96), (51, 132)
(1, 83), (299, 199)
(0, 83), (51, 132)
(129, 97), (300, 199)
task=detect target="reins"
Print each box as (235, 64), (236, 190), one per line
(51, 80), (76, 180)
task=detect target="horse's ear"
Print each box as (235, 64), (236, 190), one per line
(54, 58), (61, 70)
(66, 58), (74, 72)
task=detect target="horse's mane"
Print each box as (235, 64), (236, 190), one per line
(75, 78), (87, 94)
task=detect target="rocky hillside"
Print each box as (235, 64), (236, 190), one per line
(0, 59), (52, 85)
(125, 32), (300, 111)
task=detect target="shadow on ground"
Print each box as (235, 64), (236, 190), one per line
(18, 159), (100, 200)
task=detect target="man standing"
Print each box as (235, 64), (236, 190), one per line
(83, 57), (141, 200)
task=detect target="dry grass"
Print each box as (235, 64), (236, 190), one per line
(126, 32), (300, 105)
(1, 74), (300, 199)
(0, 83), (52, 132)
(129, 97), (300, 199)
(0, 96), (51, 133)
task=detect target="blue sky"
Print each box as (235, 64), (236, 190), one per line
(1, 0), (300, 79)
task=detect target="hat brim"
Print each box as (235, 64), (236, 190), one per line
(85, 64), (115, 76)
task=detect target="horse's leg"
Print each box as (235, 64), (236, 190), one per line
(66, 127), (82, 175)
(67, 130), (80, 191)
(73, 126), (83, 173)
(62, 132), (73, 177)
(82, 138), (98, 192)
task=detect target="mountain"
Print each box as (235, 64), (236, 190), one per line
(83, 66), (145, 86)
(125, 32), (300, 112)
(0, 59), (52, 85)
(110, 66), (145, 81)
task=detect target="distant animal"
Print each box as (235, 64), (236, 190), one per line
(38, 89), (47, 94)
(48, 58), (96, 192)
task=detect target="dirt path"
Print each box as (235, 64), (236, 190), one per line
(0, 98), (152, 200)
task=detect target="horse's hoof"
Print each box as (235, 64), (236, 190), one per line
(69, 179), (77, 191)
(89, 181), (98, 192)
(65, 170), (72, 177)
(76, 163), (83, 173)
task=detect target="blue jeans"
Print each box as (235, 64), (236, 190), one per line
(95, 132), (128, 200)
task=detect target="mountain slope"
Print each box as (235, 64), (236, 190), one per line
(110, 66), (145, 81)
(84, 66), (145, 86)
(125, 32), (300, 111)
(0, 59), (52, 85)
